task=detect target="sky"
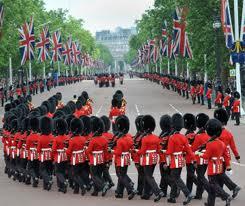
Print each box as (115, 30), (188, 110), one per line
(43, 0), (155, 35)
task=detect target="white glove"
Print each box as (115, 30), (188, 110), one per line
(226, 170), (233, 177)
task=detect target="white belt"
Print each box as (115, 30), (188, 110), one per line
(93, 151), (103, 166)
(173, 152), (183, 155)
(41, 148), (51, 152)
(92, 151), (103, 154)
(72, 149), (84, 154)
(161, 150), (166, 153)
(121, 152), (130, 167)
(30, 147), (37, 151)
(57, 149), (65, 153)
(146, 150), (156, 153)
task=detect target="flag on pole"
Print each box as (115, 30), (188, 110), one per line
(221, 0), (235, 49)
(51, 30), (62, 62)
(62, 36), (73, 65)
(0, 2), (4, 29)
(18, 16), (35, 65)
(36, 26), (50, 62)
(72, 41), (81, 65)
(172, 8), (193, 59)
(240, 0), (245, 47)
(160, 20), (168, 56)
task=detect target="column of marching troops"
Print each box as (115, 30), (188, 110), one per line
(1, 88), (242, 206)
(94, 73), (124, 88)
(0, 75), (85, 107)
(142, 73), (241, 126)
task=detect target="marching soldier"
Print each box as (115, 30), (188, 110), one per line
(200, 119), (232, 206)
(199, 81), (205, 105)
(52, 119), (70, 193)
(223, 88), (232, 118)
(166, 113), (194, 205)
(37, 116), (54, 191)
(86, 117), (109, 196)
(183, 113), (198, 194)
(232, 91), (241, 126)
(206, 83), (212, 109)
(215, 86), (223, 109)
(158, 115), (172, 197)
(190, 81), (196, 104)
(137, 115), (164, 202)
(214, 108), (241, 198)
(66, 118), (87, 195)
(191, 113), (210, 199)
(113, 115), (136, 200)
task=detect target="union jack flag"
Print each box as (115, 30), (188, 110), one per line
(160, 20), (168, 56)
(167, 34), (175, 59)
(221, 0), (234, 49)
(36, 26), (50, 62)
(62, 37), (73, 65)
(72, 41), (81, 65)
(18, 16), (35, 65)
(172, 8), (193, 59)
(0, 2), (4, 29)
(51, 31), (62, 62)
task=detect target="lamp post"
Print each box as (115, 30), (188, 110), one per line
(213, 16), (222, 90)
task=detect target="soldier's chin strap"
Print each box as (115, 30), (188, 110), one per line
(198, 135), (218, 152)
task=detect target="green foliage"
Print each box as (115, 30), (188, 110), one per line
(126, 0), (241, 79)
(96, 44), (113, 66)
(0, 0), (110, 77)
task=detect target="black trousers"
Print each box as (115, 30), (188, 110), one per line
(192, 96), (196, 104)
(225, 107), (231, 119)
(19, 158), (28, 177)
(135, 163), (144, 195)
(143, 165), (161, 196)
(1, 98), (4, 107)
(217, 103), (222, 109)
(197, 94), (200, 103)
(208, 174), (230, 206)
(27, 160), (40, 181)
(182, 90), (185, 97)
(234, 112), (240, 125)
(159, 163), (171, 194)
(39, 161), (53, 186)
(90, 164), (105, 192)
(170, 168), (190, 199)
(72, 163), (88, 190)
(103, 162), (113, 184)
(186, 163), (198, 193)
(116, 166), (134, 195)
(55, 162), (68, 188)
(201, 95), (204, 105)
(186, 91), (189, 99)
(207, 99), (212, 109)
(196, 164), (209, 197)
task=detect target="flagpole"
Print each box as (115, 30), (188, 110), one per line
(9, 56), (13, 86)
(186, 61), (190, 79)
(58, 60), (61, 76)
(204, 54), (208, 82)
(167, 59), (170, 74)
(240, 0), (245, 41)
(234, 0), (244, 114)
(29, 61), (32, 81)
(175, 59), (178, 76)
(43, 62), (46, 80)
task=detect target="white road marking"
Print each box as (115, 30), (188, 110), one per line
(135, 104), (141, 115)
(95, 105), (103, 117)
(169, 104), (183, 115)
(232, 161), (245, 167)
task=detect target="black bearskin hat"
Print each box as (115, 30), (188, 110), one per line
(80, 116), (91, 135)
(91, 116), (104, 135)
(205, 119), (222, 138)
(225, 88), (231, 95)
(111, 98), (118, 107)
(115, 90), (123, 97)
(4, 103), (12, 112)
(234, 91), (240, 99)
(70, 118), (84, 135)
(214, 108), (229, 125)
(76, 100), (83, 110)
(11, 119), (18, 132)
(40, 116), (53, 135)
(65, 114), (75, 130)
(48, 100), (56, 113)
(196, 113), (209, 128)
(41, 101), (51, 113)
(160, 115), (172, 131)
(21, 118), (29, 133)
(82, 91), (89, 100)
(135, 115), (144, 132)
(67, 101), (76, 113)
(26, 95), (32, 102)
(53, 110), (66, 119)
(183, 113), (196, 131)
(55, 118), (68, 135)
(172, 113), (184, 131)
(141, 115), (156, 132)
(29, 116), (40, 132)
(115, 115), (130, 134)
(207, 83), (212, 89)
(100, 115), (111, 132)
(56, 92), (62, 101)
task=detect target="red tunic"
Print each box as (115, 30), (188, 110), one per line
(66, 135), (86, 165)
(202, 139), (230, 176)
(26, 132), (40, 161)
(215, 92), (223, 104)
(219, 128), (239, 160)
(52, 135), (70, 163)
(232, 100), (240, 113)
(166, 133), (195, 169)
(206, 88), (212, 99)
(223, 95), (231, 107)
(86, 136), (108, 165)
(191, 132), (210, 165)
(138, 134), (161, 166)
(109, 107), (122, 123)
(37, 134), (54, 162)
